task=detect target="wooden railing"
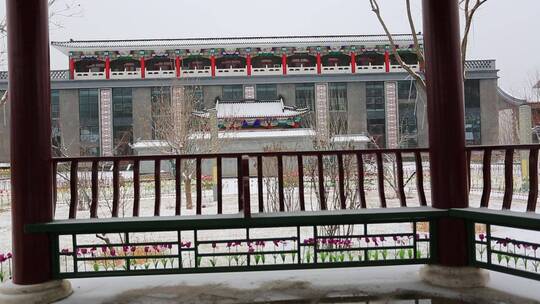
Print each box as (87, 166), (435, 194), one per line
(30, 145), (540, 281)
(53, 148), (430, 220)
(466, 144), (540, 213)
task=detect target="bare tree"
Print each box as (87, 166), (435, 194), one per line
(369, 0), (488, 84)
(151, 85), (223, 210)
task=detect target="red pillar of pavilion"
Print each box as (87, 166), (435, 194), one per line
(246, 54), (252, 76)
(384, 50), (390, 72)
(282, 53), (287, 75)
(140, 56), (146, 79)
(7, 0), (53, 284)
(423, 0), (469, 266)
(350, 52), (356, 74)
(175, 56), (181, 78)
(105, 56), (110, 80)
(69, 57), (75, 80)
(316, 52), (322, 75)
(211, 55), (216, 78)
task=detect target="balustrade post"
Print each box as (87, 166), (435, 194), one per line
(241, 156), (251, 218)
(1, 0), (72, 302)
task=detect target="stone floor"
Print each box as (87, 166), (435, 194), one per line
(57, 265), (540, 304)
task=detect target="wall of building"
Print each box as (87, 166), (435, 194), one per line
(479, 79), (499, 145)
(0, 101), (10, 162)
(347, 82), (367, 134)
(59, 89), (80, 156)
(132, 87), (152, 141)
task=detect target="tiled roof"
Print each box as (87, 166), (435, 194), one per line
(51, 34), (419, 54)
(464, 60), (496, 71)
(0, 70), (69, 80)
(195, 99), (309, 119)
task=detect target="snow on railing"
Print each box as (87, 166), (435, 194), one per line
(215, 67), (247, 77)
(146, 69), (176, 79)
(181, 67), (211, 78)
(321, 65), (351, 74)
(251, 66), (282, 76)
(355, 64), (385, 74)
(110, 70), (142, 80)
(74, 70), (106, 80)
(287, 65), (317, 75)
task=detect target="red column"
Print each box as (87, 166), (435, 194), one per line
(282, 53), (287, 75)
(246, 54), (251, 76)
(423, 0), (468, 267)
(384, 50), (390, 72)
(211, 55), (216, 78)
(7, 0), (53, 284)
(350, 52), (356, 74)
(316, 52), (322, 75)
(175, 56), (181, 78)
(69, 57), (75, 79)
(105, 56), (110, 80)
(140, 56), (145, 79)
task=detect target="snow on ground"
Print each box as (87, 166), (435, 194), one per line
(56, 265), (540, 304)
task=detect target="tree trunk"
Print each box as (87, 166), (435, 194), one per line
(184, 177), (193, 210)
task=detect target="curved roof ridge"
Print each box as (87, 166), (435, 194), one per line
(497, 87), (526, 106)
(51, 33), (419, 45)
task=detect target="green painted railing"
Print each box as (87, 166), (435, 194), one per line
(27, 207), (442, 279)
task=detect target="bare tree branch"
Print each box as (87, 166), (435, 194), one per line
(369, 0), (426, 91)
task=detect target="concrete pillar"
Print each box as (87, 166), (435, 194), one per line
(384, 81), (399, 148)
(518, 105), (532, 144)
(132, 87), (152, 141)
(479, 79), (499, 145)
(99, 88), (113, 156)
(346, 82), (367, 134)
(58, 89), (80, 156)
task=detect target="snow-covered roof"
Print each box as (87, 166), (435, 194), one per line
(132, 130), (370, 144)
(195, 98), (309, 119)
(51, 34), (419, 55)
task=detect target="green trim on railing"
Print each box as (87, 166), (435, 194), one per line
(27, 207), (447, 234)
(449, 208), (540, 230)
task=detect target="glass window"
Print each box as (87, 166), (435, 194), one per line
(366, 82), (386, 147)
(464, 79), (481, 145)
(112, 88), (133, 155)
(79, 89), (100, 156)
(185, 86), (204, 109)
(222, 85), (243, 101)
(256, 84), (277, 100)
(151, 87), (171, 140)
(398, 101), (418, 147)
(295, 84), (315, 110)
(329, 83), (347, 111)
(51, 90), (62, 156)
(398, 81), (417, 100)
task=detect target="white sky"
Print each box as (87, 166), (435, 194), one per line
(2, 0), (540, 98)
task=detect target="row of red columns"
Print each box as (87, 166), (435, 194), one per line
(68, 51), (394, 80)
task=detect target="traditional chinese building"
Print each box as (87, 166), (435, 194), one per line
(0, 34), (524, 161)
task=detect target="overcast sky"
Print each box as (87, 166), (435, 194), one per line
(2, 0), (539, 98)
